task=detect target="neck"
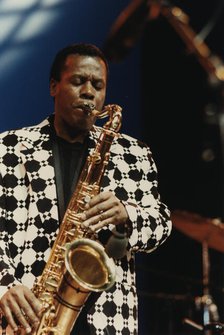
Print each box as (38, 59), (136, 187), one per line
(55, 127), (87, 143)
(53, 119), (88, 144)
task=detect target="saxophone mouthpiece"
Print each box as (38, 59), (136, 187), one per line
(72, 102), (96, 116)
(83, 102), (96, 115)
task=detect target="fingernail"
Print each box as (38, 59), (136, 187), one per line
(26, 327), (32, 333)
(81, 213), (86, 220)
(34, 320), (40, 330)
(81, 222), (88, 228)
(85, 205), (90, 211)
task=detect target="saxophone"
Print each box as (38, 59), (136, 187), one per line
(19, 104), (122, 335)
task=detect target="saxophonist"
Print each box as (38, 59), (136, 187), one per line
(0, 43), (172, 335)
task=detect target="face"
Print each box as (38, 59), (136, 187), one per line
(50, 54), (107, 141)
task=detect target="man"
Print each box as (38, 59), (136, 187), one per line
(0, 43), (172, 334)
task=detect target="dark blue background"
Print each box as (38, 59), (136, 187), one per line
(0, 0), (142, 139)
(1, 1), (224, 334)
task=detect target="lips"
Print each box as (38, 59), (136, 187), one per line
(71, 102), (95, 116)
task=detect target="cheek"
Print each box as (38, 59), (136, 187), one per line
(60, 86), (78, 98)
(96, 93), (106, 109)
(58, 89), (75, 105)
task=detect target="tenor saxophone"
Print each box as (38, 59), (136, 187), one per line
(18, 104), (122, 335)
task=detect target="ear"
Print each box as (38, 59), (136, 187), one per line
(50, 78), (58, 97)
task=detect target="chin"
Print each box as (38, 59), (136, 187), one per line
(69, 117), (93, 132)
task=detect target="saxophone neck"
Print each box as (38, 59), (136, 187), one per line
(95, 104), (122, 133)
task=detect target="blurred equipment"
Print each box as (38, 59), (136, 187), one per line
(171, 210), (223, 334)
(171, 210), (224, 253)
(103, 0), (153, 61)
(104, 0), (224, 83)
(184, 318), (224, 335)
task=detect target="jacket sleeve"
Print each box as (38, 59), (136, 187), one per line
(0, 174), (21, 299)
(121, 141), (172, 253)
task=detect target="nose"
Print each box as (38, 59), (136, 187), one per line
(80, 81), (95, 100)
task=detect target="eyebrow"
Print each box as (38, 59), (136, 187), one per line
(72, 73), (104, 80)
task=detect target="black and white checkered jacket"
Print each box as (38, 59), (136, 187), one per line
(0, 116), (172, 335)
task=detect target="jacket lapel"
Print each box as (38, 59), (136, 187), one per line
(20, 121), (59, 226)
(18, 122), (117, 227)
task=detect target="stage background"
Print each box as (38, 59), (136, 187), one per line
(0, 1), (224, 334)
(139, 1), (224, 334)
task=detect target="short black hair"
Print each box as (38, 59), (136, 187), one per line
(49, 43), (109, 81)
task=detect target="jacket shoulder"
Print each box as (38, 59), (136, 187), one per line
(0, 117), (50, 144)
(118, 132), (150, 149)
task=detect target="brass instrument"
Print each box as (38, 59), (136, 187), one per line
(19, 104), (122, 335)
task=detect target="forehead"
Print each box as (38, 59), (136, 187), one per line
(63, 54), (107, 79)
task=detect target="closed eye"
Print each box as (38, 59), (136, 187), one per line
(93, 80), (104, 90)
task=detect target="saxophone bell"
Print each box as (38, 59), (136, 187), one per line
(65, 238), (116, 291)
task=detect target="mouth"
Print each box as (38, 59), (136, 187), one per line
(72, 102), (95, 115)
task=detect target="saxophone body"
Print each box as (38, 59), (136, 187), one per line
(19, 104), (122, 335)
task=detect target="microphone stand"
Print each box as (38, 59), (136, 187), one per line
(183, 241), (220, 334)
(197, 242), (218, 334)
(202, 242), (212, 328)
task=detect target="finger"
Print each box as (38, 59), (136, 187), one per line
(97, 207), (112, 223)
(82, 206), (103, 222)
(85, 192), (110, 210)
(1, 304), (19, 333)
(91, 219), (111, 231)
(83, 206), (112, 227)
(8, 301), (32, 334)
(25, 290), (42, 316)
(91, 208), (118, 231)
(84, 196), (114, 221)
(4, 287), (39, 333)
(19, 301), (40, 330)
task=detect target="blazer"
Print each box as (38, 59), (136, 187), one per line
(0, 116), (172, 335)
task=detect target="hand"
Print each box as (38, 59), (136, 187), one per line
(0, 285), (42, 334)
(81, 191), (128, 231)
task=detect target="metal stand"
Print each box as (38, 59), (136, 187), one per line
(200, 242), (216, 334)
(184, 242), (220, 334)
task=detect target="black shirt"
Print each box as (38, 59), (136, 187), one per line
(50, 122), (91, 334)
